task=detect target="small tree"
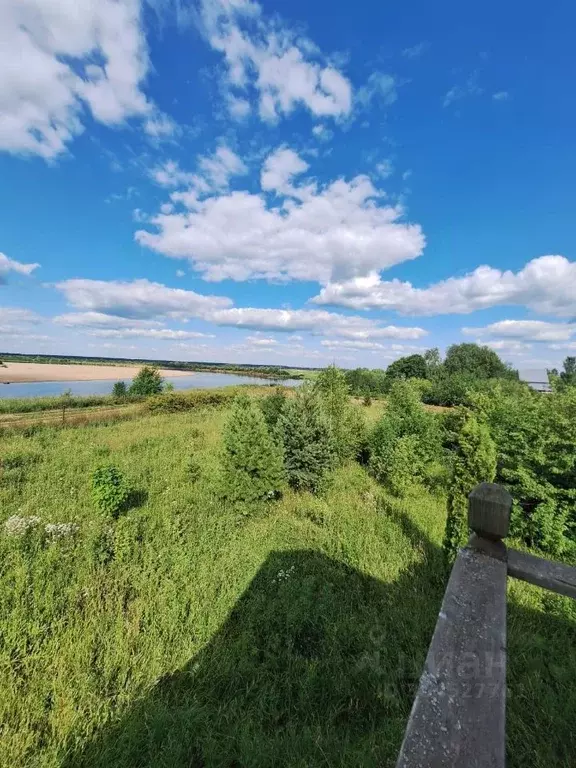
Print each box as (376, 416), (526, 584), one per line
(112, 381), (128, 398)
(276, 387), (335, 493)
(260, 387), (287, 430)
(92, 465), (129, 518)
(559, 356), (576, 387)
(129, 366), (164, 396)
(442, 410), (497, 566)
(221, 395), (285, 503)
(314, 365), (365, 462)
(369, 380), (440, 493)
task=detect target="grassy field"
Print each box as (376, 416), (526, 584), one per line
(0, 398), (574, 767)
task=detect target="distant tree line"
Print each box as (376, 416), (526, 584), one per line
(345, 342), (519, 406)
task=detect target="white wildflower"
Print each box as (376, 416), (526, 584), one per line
(4, 515), (42, 537)
(45, 522), (79, 541)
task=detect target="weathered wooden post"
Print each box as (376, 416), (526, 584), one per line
(396, 483), (512, 767)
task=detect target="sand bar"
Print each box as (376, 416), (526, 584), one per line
(0, 362), (192, 384)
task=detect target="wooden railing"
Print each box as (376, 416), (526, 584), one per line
(396, 483), (576, 768)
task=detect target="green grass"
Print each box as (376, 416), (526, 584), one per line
(0, 401), (574, 767)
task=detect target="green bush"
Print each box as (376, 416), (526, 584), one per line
(146, 390), (232, 413)
(91, 465), (130, 518)
(369, 380), (441, 493)
(276, 388), (334, 493)
(442, 409), (497, 566)
(221, 395), (285, 503)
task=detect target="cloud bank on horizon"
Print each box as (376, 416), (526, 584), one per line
(1, 0), (575, 372)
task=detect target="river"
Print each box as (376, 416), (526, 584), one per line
(0, 372), (302, 399)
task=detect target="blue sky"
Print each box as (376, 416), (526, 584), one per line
(1, 0), (575, 374)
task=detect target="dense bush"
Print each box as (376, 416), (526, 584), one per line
(146, 390), (232, 413)
(369, 381), (441, 494)
(91, 465), (130, 518)
(470, 382), (576, 555)
(344, 368), (388, 397)
(276, 388), (334, 493)
(221, 395), (285, 503)
(442, 409), (497, 565)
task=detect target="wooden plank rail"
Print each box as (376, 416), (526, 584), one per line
(507, 549), (576, 600)
(396, 482), (576, 768)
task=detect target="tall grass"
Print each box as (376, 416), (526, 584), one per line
(0, 402), (574, 767)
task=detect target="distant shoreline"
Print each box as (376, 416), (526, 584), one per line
(0, 362), (193, 384)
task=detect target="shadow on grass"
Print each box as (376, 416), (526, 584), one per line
(61, 508), (575, 768)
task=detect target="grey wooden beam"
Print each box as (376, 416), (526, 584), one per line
(396, 547), (507, 768)
(396, 484), (512, 768)
(508, 548), (576, 600)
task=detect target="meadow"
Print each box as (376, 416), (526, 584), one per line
(1, 388), (575, 768)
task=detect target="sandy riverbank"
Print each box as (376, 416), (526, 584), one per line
(0, 363), (192, 384)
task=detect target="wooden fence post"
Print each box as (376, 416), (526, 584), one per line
(396, 483), (512, 767)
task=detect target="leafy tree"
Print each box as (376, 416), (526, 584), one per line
(424, 347), (442, 376)
(112, 381), (128, 398)
(314, 365), (366, 462)
(444, 343), (516, 380)
(385, 354), (427, 382)
(259, 387), (287, 430)
(276, 387), (335, 492)
(344, 368), (387, 396)
(221, 395), (285, 503)
(129, 366), (164, 396)
(442, 410), (497, 566)
(560, 356), (576, 387)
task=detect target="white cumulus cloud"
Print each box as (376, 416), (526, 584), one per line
(0, 253), (40, 282)
(55, 278), (233, 319)
(199, 0), (352, 122)
(463, 320), (576, 342)
(0, 0), (170, 158)
(312, 255), (576, 318)
(137, 146), (425, 283)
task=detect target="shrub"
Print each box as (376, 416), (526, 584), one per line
(314, 365), (366, 463)
(112, 381), (128, 398)
(369, 380), (441, 493)
(187, 456), (202, 483)
(260, 387), (287, 430)
(129, 366), (164, 396)
(91, 465), (130, 518)
(442, 410), (497, 566)
(221, 395), (285, 503)
(276, 388), (334, 493)
(146, 390), (232, 413)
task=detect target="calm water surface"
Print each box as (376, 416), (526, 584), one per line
(0, 372), (302, 399)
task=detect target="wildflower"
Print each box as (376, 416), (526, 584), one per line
(45, 522), (79, 541)
(4, 515), (42, 537)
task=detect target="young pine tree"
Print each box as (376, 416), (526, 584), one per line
(442, 409), (497, 566)
(276, 387), (335, 493)
(221, 395), (285, 504)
